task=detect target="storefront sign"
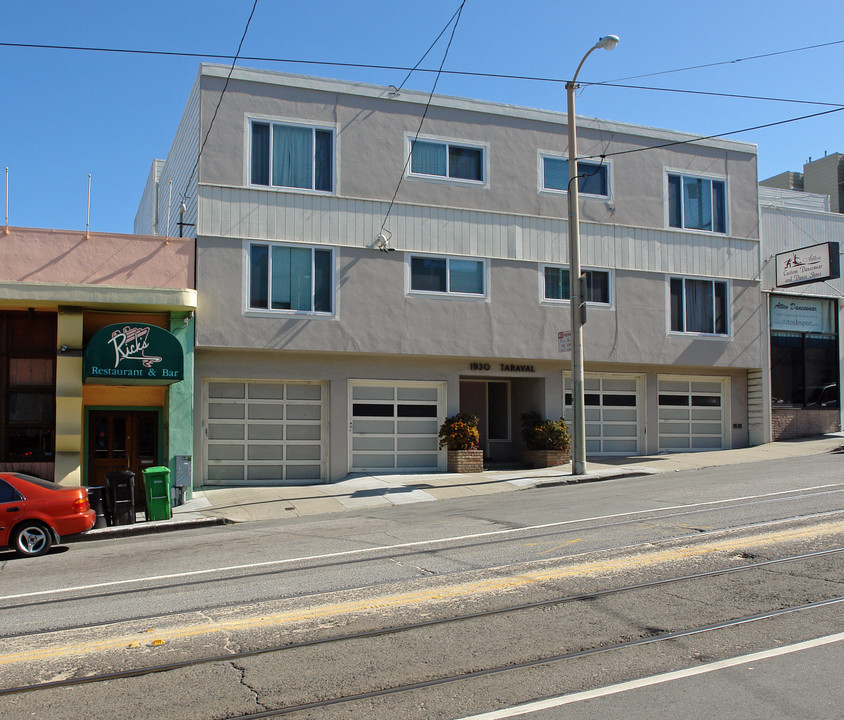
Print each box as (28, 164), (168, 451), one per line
(770, 298), (825, 333)
(775, 242), (840, 288)
(84, 323), (184, 384)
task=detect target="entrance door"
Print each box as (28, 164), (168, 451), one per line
(459, 380), (511, 460)
(88, 410), (160, 507)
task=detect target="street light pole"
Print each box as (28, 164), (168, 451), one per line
(566, 35), (618, 476)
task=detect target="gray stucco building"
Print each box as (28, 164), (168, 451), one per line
(136, 64), (765, 485)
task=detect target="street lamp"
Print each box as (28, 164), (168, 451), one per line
(567, 35), (618, 475)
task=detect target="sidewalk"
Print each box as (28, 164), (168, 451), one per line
(81, 434), (844, 539)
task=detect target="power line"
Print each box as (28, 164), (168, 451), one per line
(580, 105), (844, 162)
(182, 0), (258, 211)
(396, 4), (463, 91)
(591, 82), (844, 108)
(593, 38), (844, 84)
(380, 1), (468, 243)
(2, 40), (842, 107)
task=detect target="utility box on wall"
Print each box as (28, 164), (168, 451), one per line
(173, 455), (192, 504)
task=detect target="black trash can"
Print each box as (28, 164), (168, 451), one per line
(86, 485), (108, 529)
(105, 470), (135, 526)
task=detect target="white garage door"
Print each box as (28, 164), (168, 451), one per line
(658, 376), (728, 451)
(565, 374), (643, 456)
(350, 382), (444, 471)
(204, 380), (326, 485)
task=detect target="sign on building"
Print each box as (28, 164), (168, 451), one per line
(558, 330), (572, 353)
(775, 242), (840, 288)
(84, 323), (184, 384)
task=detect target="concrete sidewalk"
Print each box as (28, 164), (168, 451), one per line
(82, 433), (844, 539)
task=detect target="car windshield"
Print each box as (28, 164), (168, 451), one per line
(11, 473), (62, 490)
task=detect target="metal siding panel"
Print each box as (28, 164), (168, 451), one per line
(198, 187), (759, 279)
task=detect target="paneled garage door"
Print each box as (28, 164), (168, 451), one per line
(658, 376), (728, 451)
(565, 374), (643, 456)
(350, 382), (444, 471)
(204, 380), (326, 485)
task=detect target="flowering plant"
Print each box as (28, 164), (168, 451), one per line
(438, 413), (480, 450)
(521, 411), (571, 451)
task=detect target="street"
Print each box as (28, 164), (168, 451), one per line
(2, 451), (844, 719)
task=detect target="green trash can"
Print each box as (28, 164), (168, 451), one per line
(142, 466), (172, 521)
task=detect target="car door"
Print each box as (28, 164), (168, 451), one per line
(0, 478), (25, 547)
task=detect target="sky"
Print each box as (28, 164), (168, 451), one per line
(2, 0), (842, 235)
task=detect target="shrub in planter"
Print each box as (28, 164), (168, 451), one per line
(438, 413), (480, 450)
(521, 411), (571, 467)
(439, 414), (483, 473)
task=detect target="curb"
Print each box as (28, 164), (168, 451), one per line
(66, 516), (226, 543)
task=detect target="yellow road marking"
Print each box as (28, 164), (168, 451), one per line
(3, 520), (843, 666)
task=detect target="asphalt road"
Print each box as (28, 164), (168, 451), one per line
(2, 451), (843, 719)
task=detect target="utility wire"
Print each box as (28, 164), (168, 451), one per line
(2, 39), (842, 107)
(593, 38), (844, 85)
(182, 0), (258, 207)
(590, 82), (844, 108)
(396, 5), (463, 91)
(379, 0), (467, 241)
(579, 105), (844, 162)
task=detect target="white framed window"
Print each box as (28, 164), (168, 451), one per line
(408, 136), (486, 184)
(543, 266), (611, 305)
(409, 255), (486, 297)
(666, 171), (727, 233)
(247, 242), (333, 314)
(669, 276), (728, 336)
(249, 119), (334, 192)
(541, 155), (610, 198)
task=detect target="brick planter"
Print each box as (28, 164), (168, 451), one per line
(522, 449), (571, 468)
(447, 449), (484, 473)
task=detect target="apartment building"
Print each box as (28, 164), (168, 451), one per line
(136, 64), (764, 485)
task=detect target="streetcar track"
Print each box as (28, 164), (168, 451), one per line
(2, 547), (843, 697)
(226, 596), (844, 719)
(2, 509), (843, 640)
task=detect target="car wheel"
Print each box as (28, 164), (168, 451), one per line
(12, 522), (53, 558)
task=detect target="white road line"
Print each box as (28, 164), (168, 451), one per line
(1, 483), (841, 602)
(451, 632), (844, 720)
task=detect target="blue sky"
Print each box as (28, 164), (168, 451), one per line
(2, 0), (842, 234)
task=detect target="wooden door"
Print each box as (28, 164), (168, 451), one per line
(88, 410), (159, 507)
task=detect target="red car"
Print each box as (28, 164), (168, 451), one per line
(0, 473), (96, 557)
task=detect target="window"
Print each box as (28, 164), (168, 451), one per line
(0, 479), (23, 503)
(409, 138), (484, 182)
(250, 120), (333, 192)
(543, 266), (611, 305)
(542, 157), (609, 197)
(669, 277), (728, 335)
(771, 297), (838, 408)
(667, 173), (726, 233)
(410, 256), (485, 296)
(248, 243), (332, 314)
(1, 311), (56, 462)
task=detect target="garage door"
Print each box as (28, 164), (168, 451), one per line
(658, 376), (728, 451)
(204, 380), (326, 485)
(350, 382), (444, 471)
(565, 374), (643, 456)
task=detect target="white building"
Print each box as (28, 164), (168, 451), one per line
(136, 65), (765, 484)
(759, 186), (843, 439)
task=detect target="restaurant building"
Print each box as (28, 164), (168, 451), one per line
(0, 227), (196, 501)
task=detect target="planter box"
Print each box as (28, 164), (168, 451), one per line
(522, 449), (571, 468)
(447, 449), (484, 473)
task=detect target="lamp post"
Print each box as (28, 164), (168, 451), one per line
(567, 35), (618, 475)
